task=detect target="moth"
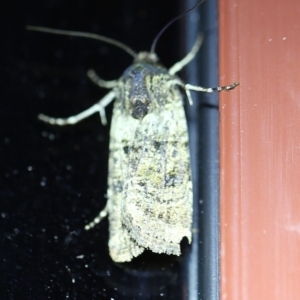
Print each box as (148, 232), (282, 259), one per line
(28, 4), (238, 263)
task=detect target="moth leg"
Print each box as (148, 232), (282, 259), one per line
(185, 81), (239, 93)
(84, 204), (108, 231)
(166, 79), (195, 105)
(169, 34), (203, 75)
(185, 89), (194, 105)
(38, 90), (115, 126)
(87, 69), (118, 89)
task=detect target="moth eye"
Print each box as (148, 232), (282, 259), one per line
(131, 100), (148, 120)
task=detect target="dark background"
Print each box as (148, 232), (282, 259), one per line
(1, 0), (220, 299)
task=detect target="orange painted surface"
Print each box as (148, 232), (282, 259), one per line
(219, 0), (300, 299)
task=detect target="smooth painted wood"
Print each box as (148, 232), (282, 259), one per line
(219, 0), (300, 299)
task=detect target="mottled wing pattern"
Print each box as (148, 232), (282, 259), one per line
(106, 106), (145, 262)
(107, 86), (192, 262)
(122, 90), (193, 255)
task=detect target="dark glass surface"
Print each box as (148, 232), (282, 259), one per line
(1, 0), (219, 299)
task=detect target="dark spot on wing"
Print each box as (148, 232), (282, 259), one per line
(131, 100), (148, 119)
(154, 141), (161, 150)
(123, 146), (129, 154)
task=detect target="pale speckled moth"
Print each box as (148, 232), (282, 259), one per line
(28, 2), (238, 262)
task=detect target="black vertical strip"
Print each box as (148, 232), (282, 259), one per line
(183, 1), (201, 299)
(184, 0), (220, 299)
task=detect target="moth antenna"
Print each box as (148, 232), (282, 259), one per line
(26, 26), (138, 58)
(150, 0), (204, 54)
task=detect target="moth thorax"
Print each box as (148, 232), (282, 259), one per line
(134, 52), (159, 63)
(130, 97), (149, 120)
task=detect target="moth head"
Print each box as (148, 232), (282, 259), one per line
(134, 52), (159, 64)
